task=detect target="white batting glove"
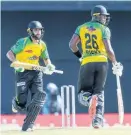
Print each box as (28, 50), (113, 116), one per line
(44, 63), (56, 75)
(79, 57), (82, 62)
(112, 62), (123, 77)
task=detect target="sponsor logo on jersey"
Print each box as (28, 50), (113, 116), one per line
(28, 55), (39, 60)
(17, 82), (25, 86)
(25, 50), (33, 53)
(87, 26), (96, 32)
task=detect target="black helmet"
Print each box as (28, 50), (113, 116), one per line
(27, 21), (44, 40)
(28, 21), (43, 29)
(91, 5), (110, 25)
(91, 5), (109, 16)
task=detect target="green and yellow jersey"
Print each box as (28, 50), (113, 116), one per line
(75, 21), (111, 65)
(11, 37), (49, 65)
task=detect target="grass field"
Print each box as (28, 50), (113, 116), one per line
(1, 125), (131, 135)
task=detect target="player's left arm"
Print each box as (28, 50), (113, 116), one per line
(69, 26), (82, 59)
(102, 27), (123, 76)
(40, 46), (52, 65)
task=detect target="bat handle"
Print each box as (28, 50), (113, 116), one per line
(116, 75), (121, 89)
(54, 70), (63, 74)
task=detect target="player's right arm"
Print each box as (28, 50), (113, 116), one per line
(69, 26), (82, 59)
(6, 50), (16, 62)
(102, 27), (117, 64)
(6, 38), (25, 62)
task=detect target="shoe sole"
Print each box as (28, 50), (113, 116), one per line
(89, 95), (97, 118)
(21, 129), (34, 132)
(93, 125), (100, 129)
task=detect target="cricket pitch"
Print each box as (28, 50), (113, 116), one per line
(1, 125), (131, 135)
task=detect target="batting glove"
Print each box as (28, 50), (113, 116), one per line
(112, 62), (123, 77)
(79, 57), (82, 62)
(44, 63), (56, 75)
(14, 67), (24, 72)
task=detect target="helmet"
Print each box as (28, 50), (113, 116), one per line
(91, 5), (110, 25)
(27, 21), (44, 40)
(91, 5), (109, 16)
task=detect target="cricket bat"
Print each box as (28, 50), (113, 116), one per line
(10, 61), (63, 74)
(116, 75), (124, 124)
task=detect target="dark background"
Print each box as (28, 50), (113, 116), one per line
(1, 1), (131, 114)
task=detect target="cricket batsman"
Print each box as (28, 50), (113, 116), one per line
(69, 5), (123, 128)
(6, 21), (56, 131)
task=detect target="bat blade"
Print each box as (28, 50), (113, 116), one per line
(10, 61), (63, 74)
(10, 61), (38, 70)
(116, 75), (124, 124)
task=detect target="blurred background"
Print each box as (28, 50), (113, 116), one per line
(1, 0), (131, 126)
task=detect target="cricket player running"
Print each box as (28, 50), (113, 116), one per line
(69, 5), (123, 128)
(6, 21), (56, 131)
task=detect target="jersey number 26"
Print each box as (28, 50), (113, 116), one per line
(85, 34), (99, 49)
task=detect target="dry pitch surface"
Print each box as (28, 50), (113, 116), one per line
(1, 125), (131, 135)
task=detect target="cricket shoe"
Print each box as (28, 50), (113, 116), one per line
(92, 122), (102, 129)
(89, 95), (98, 119)
(12, 98), (26, 113)
(21, 128), (34, 132)
(92, 118), (103, 129)
(26, 126), (35, 132)
(12, 104), (18, 113)
(12, 98), (18, 113)
(22, 123), (35, 131)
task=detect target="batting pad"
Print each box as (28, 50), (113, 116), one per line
(22, 91), (46, 131)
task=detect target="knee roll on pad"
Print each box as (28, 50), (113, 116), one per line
(22, 91), (46, 131)
(78, 91), (92, 107)
(32, 90), (46, 106)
